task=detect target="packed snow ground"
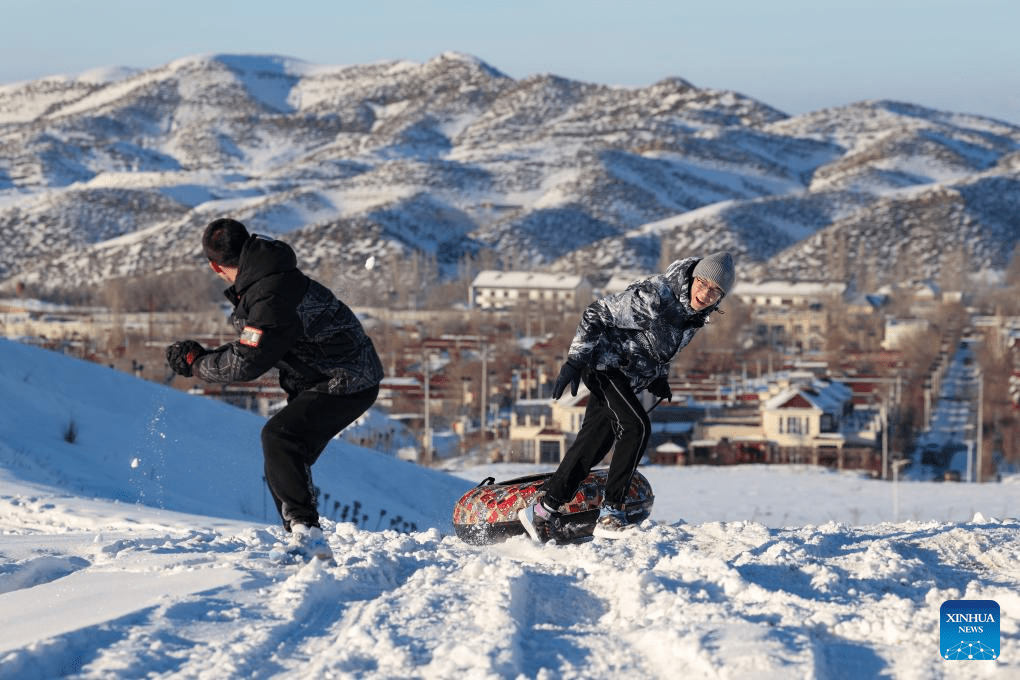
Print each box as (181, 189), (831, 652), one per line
(1, 338), (1018, 679)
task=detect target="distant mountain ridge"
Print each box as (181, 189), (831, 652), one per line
(0, 52), (1017, 297)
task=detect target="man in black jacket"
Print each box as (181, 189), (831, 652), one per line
(167, 218), (384, 561)
(520, 252), (735, 541)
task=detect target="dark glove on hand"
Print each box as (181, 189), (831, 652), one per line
(166, 340), (207, 378)
(552, 360), (583, 400)
(648, 376), (672, 402)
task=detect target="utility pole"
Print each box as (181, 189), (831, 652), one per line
(480, 340), (487, 449)
(881, 401), (888, 481)
(892, 458), (910, 522)
(976, 368), (983, 483)
(423, 347), (431, 465)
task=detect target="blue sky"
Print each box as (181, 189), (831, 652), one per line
(1, 0), (1017, 124)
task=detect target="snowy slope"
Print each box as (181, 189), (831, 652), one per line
(1, 340), (1019, 678)
(0, 338), (465, 529)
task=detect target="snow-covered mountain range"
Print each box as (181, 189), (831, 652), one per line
(1, 52), (1018, 295)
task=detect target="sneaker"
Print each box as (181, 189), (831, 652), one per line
(592, 505), (637, 539)
(289, 523), (334, 562)
(519, 499), (556, 542)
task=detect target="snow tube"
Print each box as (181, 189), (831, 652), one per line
(452, 468), (654, 544)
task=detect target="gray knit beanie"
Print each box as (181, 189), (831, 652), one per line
(692, 252), (735, 295)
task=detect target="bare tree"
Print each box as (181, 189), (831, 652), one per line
(98, 268), (221, 313)
(976, 333), (1019, 470)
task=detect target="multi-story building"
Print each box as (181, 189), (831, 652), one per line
(470, 271), (592, 312)
(731, 281), (847, 353)
(506, 392), (588, 464)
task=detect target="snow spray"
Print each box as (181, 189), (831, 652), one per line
(129, 400), (170, 509)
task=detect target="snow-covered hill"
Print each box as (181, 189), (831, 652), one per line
(0, 338), (464, 528)
(1, 53), (1018, 295)
(1, 339), (1019, 678)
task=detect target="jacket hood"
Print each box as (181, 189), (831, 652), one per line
(232, 235), (298, 294)
(662, 258), (699, 312)
(663, 256), (723, 314)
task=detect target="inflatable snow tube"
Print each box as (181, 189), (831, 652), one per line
(452, 468), (654, 544)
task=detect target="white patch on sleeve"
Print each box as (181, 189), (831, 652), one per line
(240, 326), (263, 347)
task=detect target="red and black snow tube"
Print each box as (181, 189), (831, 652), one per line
(452, 468), (654, 544)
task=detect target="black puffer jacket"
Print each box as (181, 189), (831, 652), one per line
(566, 257), (716, 391)
(194, 235), (384, 397)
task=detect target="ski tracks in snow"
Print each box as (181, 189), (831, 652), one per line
(453, 518), (1020, 679)
(2, 509), (1019, 679)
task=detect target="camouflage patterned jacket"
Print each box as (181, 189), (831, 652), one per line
(566, 257), (716, 392)
(194, 235), (383, 397)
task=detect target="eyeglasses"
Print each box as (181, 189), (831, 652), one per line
(694, 277), (724, 302)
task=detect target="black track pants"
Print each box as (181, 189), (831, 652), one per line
(262, 385), (379, 529)
(541, 367), (650, 508)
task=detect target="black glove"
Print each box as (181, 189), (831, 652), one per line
(648, 376), (672, 402)
(552, 360), (583, 400)
(166, 340), (207, 378)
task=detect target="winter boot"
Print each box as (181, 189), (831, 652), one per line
(592, 504), (637, 539)
(519, 497), (558, 542)
(289, 523), (334, 562)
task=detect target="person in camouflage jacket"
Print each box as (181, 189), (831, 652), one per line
(566, 256), (717, 392)
(167, 218), (383, 555)
(520, 252), (735, 540)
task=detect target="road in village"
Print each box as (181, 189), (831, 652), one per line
(910, 336), (985, 480)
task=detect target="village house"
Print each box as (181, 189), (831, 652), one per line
(506, 392), (588, 464)
(730, 280), (847, 354)
(762, 379), (883, 467)
(470, 271), (592, 312)
(506, 367), (885, 473)
(687, 376), (884, 472)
